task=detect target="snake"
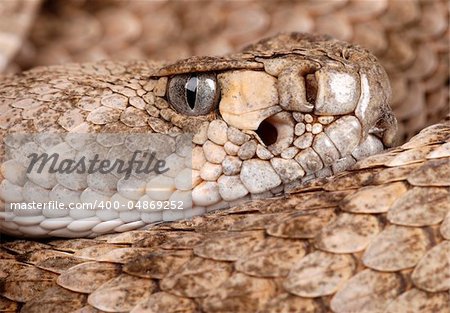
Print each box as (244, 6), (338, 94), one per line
(0, 1), (449, 312)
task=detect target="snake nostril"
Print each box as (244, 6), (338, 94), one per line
(305, 73), (318, 104)
(256, 119), (278, 146)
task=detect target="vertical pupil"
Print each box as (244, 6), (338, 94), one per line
(185, 76), (198, 110)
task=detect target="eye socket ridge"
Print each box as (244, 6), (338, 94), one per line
(167, 72), (219, 116)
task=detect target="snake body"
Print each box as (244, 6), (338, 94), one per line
(0, 33), (398, 238)
(0, 1), (449, 312)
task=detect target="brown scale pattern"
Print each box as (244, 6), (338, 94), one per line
(0, 120), (448, 312)
(0, 1), (449, 312)
(5, 0), (449, 142)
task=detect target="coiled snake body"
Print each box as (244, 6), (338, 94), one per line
(0, 1), (449, 312)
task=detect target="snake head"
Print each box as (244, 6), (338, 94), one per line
(0, 32), (399, 238)
(160, 33), (398, 183)
(156, 33), (399, 203)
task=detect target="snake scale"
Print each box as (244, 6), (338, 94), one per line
(0, 1), (449, 312)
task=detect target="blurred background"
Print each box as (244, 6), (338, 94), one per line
(1, 0), (449, 142)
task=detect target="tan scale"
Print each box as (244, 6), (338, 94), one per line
(0, 1), (449, 312)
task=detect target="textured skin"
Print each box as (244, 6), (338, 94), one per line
(0, 121), (448, 312)
(0, 0), (40, 72)
(5, 0), (449, 142)
(0, 33), (398, 238)
(0, 1), (449, 312)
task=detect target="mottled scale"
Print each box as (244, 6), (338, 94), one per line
(1, 265), (58, 302)
(123, 250), (192, 280)
(56, 262), (121, 293)
(20, 286), (87, 313)
(362, 225), (432, 271)
(340, 181), (408, 213)
(407, 158), (450, 186)
(387, 187), (450, 226)
(411, 241), (450, 292)
(193, 230), (264, 261)
(266, 209), (336, 239)
(384, 288), (450, 313)
(314, 212), (381, 253)
(160, 257), (233, 298)
(284, 251), (355, 297)
(330, 270), (405, 313)
(87, 274), (157, 312)
(235, 237), (307, 277)
(131, 291), (197, 313)
(201, 272), (277, 313)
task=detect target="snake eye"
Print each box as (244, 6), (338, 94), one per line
(167, 73), (219, 116)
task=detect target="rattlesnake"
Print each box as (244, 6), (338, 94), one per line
(0, 1), (449, 312)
